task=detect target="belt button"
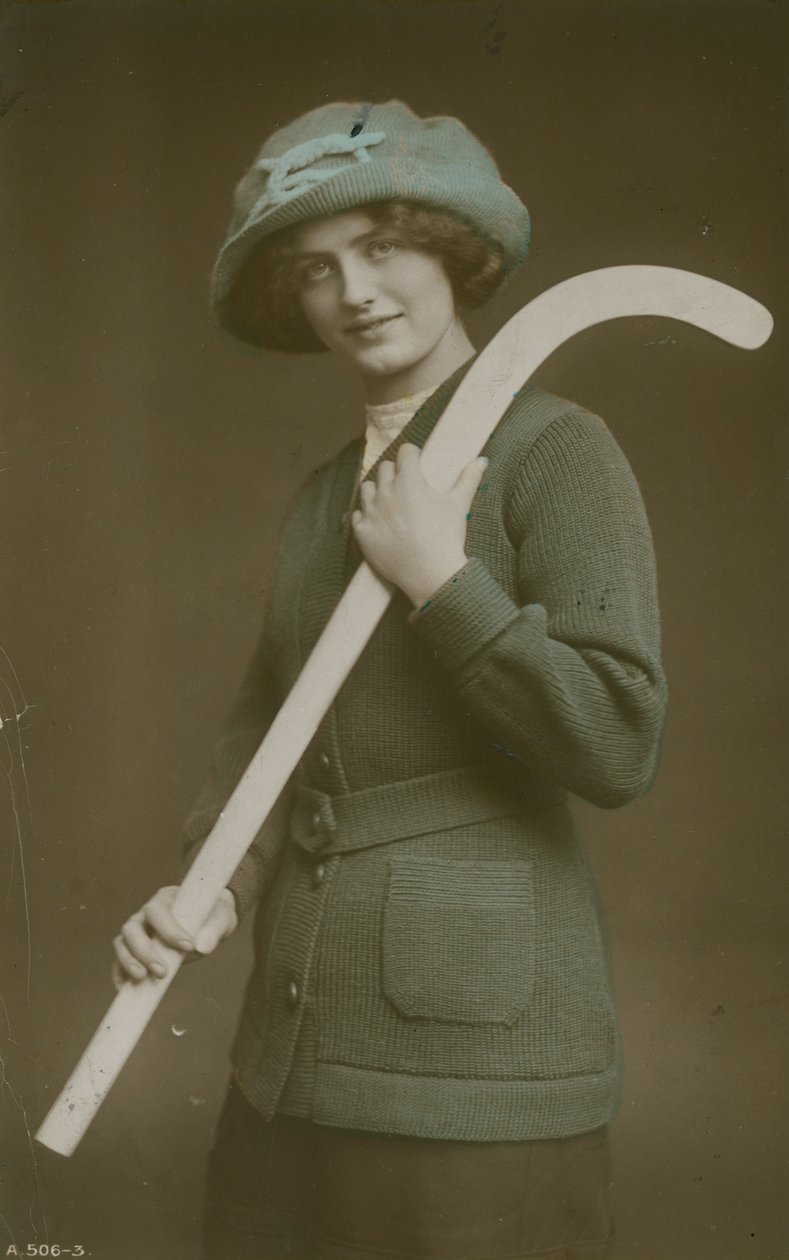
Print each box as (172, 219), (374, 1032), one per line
(287, 980), (300, 1006)
(309, 811), (322, 835)
(312, 862), (327, 887)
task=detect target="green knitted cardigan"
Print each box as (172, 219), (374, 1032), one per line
(182, 364), (667, 1142)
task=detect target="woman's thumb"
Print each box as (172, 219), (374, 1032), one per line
(193, 922), (222, 954)
(454, 455), (488, 505)
(193, 896), (236, 954)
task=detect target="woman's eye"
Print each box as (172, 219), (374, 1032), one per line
(368, 239), (399, 259)
(300, 259), (331, 283)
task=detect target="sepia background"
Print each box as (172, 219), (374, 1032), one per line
(1, 1), (786, 1256)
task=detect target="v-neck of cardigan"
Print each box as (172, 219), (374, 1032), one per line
(345, 354), (480, 512)
(323, 354), (480, 590)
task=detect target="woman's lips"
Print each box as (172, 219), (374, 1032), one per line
(346, 314), (402, 337)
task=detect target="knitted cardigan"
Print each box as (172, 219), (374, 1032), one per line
(182, 364), (667, 1142)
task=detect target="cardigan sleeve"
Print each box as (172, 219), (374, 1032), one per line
(410, 408), (668, 809)
(179, 617), (294, 922)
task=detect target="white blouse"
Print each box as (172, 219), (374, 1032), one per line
(360, 388), (434, 478)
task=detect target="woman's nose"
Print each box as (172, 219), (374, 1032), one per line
(339, 258), (377, 307)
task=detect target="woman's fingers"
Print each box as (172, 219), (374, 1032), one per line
(118, 914), (169, 976)
(111, 887), (239, 988)
(359, 479), (376, 508)
(143, 891), (195, 953)
(394, 443), (486, 504)
(117, 885), (190, 973)
(395, 442), (421, 471)
(111, 884), (240, 990)
(350, 441), (482, 602)
(113, 928), (167, 981)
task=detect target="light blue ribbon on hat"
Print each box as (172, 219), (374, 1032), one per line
(252, 131), (386, 215)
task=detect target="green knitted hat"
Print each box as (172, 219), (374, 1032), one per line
(211, 100), (531, 348)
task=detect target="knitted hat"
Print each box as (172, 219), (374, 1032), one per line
(211, 100), (531, 348)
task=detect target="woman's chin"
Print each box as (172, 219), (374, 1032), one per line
(353, 350), (422, 388)
(347, 338), (411, 372)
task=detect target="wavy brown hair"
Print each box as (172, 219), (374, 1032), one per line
(222, 201), (507, 352)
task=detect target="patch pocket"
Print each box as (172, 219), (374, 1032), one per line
(382, 856), (536, 1026)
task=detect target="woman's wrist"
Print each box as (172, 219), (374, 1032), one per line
(400, 553), (469, 609)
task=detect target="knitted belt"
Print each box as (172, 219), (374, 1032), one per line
(288, 765), (532, 856)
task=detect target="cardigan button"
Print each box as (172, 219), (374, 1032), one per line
(309, 811), (322, 835)
(318, 751), (331, 772)
(287, 980), (300, 1006)
(312, 862), (327, 887)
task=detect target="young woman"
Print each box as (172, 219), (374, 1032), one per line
(112, 100), (667, 1259)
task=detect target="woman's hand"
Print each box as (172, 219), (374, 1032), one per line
(111, 885), (238, 991)
(351, 443), (488, 607)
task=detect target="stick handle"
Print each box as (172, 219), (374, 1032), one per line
(34, 563), (394, 1157)
(35, 266), (772, 1156)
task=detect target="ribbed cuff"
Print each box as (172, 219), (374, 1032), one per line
(409, 556), (520, 675)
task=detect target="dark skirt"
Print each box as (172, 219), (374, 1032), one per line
(202, 1078), (614, 1259)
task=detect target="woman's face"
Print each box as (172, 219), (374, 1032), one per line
(289, 210), (473, 402)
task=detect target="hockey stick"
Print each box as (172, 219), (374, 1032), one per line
(35, 265), (772, 1155)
